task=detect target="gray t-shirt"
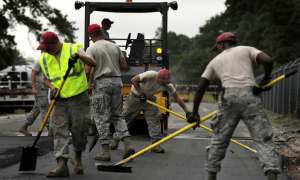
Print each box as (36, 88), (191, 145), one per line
(131, 70), (176, 98)
(202, 46), (261, 88)
(32, 60), (44, 83)
(102, 30), (110, 40)
(86, 40), (124, 80)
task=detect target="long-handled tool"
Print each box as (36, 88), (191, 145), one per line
(95, 111), (216, 173)
(19, 54), (78, 171)
(146, 101), (257, 154)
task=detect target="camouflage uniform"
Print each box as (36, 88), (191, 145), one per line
(205, 87), (281, 174)
(25, 83), (50, 127)
(122, 91), (162, 143)
(51, 91), (90, 159)
(91, 77), (130, 144)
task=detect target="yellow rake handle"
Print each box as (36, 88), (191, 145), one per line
(121, 111), (215, 164)
(39, 79), (65, 132)
(146, 100), (257, 154)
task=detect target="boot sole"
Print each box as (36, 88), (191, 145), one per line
(109, 146), (118, 150)
(123, 149), (135, 159)
(46, 173), (70, 177)
(95, 157), (111, 161)
(151, 150), (165, 153)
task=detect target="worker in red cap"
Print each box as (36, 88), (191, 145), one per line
(85, 24), (135, 162)
(101, 18), (115, 43)
(37, 31), (97, 177)
(109, 69), (191, 153)
(187, 32), (280, 180)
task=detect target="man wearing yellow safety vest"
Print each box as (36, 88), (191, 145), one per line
(37, 31), (97, 177)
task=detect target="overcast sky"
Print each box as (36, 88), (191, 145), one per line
(8, 0), (226, 60)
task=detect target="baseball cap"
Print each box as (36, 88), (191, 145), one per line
(212, 32), (237, 51)
(158, 69), (171, 84)
(88, 24), (102, 34)
(36, 32), (58, 51)
(101, 18), (114, 25)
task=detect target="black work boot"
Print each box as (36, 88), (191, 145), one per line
(46, 158), (70, 177)
(95, 144), (111, 161)
(266, 170), (277, 180)
(71, 151), (84, 174)
(208, 171), (217, 180)
(122, 137), (135, 159)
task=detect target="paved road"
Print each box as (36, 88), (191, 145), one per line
(0, 102), (289, 180)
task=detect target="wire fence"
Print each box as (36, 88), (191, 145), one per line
(256, 58), (300, 118)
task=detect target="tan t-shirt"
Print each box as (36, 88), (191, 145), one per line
(86, 40), (124, 80)
(202, 46), (261, 88)
(131, 70), (176, 98)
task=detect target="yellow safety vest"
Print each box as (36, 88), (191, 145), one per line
(39, 43), (87, 98)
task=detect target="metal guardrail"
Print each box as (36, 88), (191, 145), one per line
(256, 58), (300, 118)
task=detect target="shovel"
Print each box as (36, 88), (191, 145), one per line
(19, 59), (76, 171)
(95, 111), (216, 173)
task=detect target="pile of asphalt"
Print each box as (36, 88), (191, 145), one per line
(0, 138), (53, 170)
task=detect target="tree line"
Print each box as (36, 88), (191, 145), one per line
(1, 0), (300, 86)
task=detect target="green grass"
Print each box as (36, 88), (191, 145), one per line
(266, 110), (300, 131)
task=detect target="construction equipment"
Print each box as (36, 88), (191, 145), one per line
(19, 55), (78, 171)
(76, 1), (178, 135)
(96, 111), (216, 173)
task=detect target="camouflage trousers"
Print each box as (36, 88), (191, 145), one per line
(91, 78), (130, 145)
(25, 83), (50, 127)
(205, 87), (281, 174)
(51, 91), (90, 160)
(121, 91), (162, 143)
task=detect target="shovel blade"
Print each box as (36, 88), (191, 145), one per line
(96, 163), (132, 173)
(19, 146), (39, 171)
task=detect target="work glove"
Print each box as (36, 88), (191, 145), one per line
(68, 53), (80, 68)
(252, 78), (272, 95)
(50, 88), (59, 101)
(187, 113), (200, 130)
(139, 93), (147, 102)
(259, 79), (272, 92)
(87, 88), (92, 96)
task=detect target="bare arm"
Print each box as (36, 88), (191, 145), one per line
(88, 68), (94, 89)
(192, 77), (210, 114)
(171, 91), (190, 113)
(31, 70), (38, 96)
(44, 78), (55, 90)
(85, 65), (92, 83)
(78, 53), (97, 67)
(256, 52), (273, 80)
(131, 75), (143, 94)
(120, 57), (127, 70)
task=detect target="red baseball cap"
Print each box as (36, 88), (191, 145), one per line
(88, 24), (102, 34)
(212, 32), (237, 51)
(101, 18), (114, 25)
(158, 69), (171, 84)
(36, 32), (58, 51)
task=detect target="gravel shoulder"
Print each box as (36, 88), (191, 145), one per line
(267, 110), (300, 180)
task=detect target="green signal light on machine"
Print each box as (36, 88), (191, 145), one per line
(156, 48), (162, 54)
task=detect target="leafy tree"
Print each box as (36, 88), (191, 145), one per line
(0, 0), (78, 70)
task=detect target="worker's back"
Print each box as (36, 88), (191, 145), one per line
(86, 40), (124, 78)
